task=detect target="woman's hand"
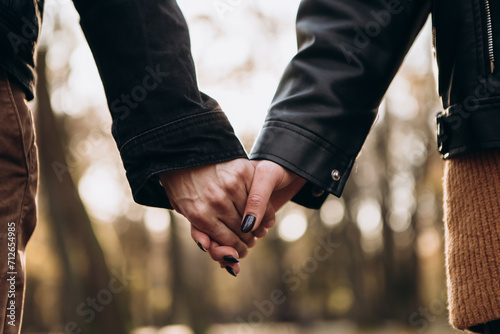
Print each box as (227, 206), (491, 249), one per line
(240, 160), (307, 234)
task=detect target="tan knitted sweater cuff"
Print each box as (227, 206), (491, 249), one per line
(444, 149), (500, 331)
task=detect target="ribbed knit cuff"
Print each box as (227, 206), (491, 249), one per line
(443, 149), (500, 332)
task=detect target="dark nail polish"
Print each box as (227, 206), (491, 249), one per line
(196, 242), (207, 253)
(225, 266), (237, 277)
(223, 256), (239, 264)
(241, 214), (256, 233)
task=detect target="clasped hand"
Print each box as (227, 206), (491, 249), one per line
(159, 159), (306, 276)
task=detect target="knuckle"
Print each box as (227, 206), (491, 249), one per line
(246, 237), (257, 248)
(189, 204), (210, 225)
(231, 239), (241, 250)
(224, 175), (241, 195)
(263, 217), (276, 229)
(202, 221), (216, 236)
(254, 227), (268, 239)
(239, 234), (254, 245)
(236, 163), (252, 178)
(207, 190), (227, 208)
(239, 246), (248, 258)
(246, 193), (266, 209)
(230, 239), (243, 252)
(255, 161), (274, 175)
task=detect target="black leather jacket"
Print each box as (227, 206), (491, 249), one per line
(2, 0), (499, 210)
(0, 0), (247, 209)
(251, 0), (500, 208)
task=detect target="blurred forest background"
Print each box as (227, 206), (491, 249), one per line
(23, 0), (461, 333)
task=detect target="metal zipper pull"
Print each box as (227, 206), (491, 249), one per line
(484, 0), (495, 72)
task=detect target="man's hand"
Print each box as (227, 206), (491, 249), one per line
(160, 159), (272, 271)
(240, 160), (307, 234)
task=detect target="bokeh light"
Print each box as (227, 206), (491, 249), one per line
(144, 207), (171, 233)
(278, 211), (308, 242)
(320, 198), (345, 227)
(79, 163), (127, 222)
(356, 199), (382, 239)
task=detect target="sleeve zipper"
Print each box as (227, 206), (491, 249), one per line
(484, 0), (495, 73)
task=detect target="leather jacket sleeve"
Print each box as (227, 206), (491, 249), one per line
(250, 0), (431, 208)
(72, 0), (247, 209)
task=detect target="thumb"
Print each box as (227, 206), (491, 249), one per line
(241, 161), (284, 233)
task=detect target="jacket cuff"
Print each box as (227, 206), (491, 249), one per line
(249, 121), (355, 209)
(119, 110), (248, 209)
(437, 100), (500, 159)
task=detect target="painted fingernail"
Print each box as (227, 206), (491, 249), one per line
(223, 256), (239, 264)
(196, 242), (207, 253)
(241, 214), (256, 233)
(225, 266), (237, 277)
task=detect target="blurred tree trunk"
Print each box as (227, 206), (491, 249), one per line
(376, 108), (421, 321)
(21, 276), (50, 332)
(168, 213), (190, 325)
(376, 113), (397, 320)
(169, 212), (210, 334)
(342, 185), (368, 323)
(36, 48), (129, 334)
(270, 237), (295, 322)
(114, 218), (152, 327)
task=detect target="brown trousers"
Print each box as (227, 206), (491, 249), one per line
(0, 70), (38, 334)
